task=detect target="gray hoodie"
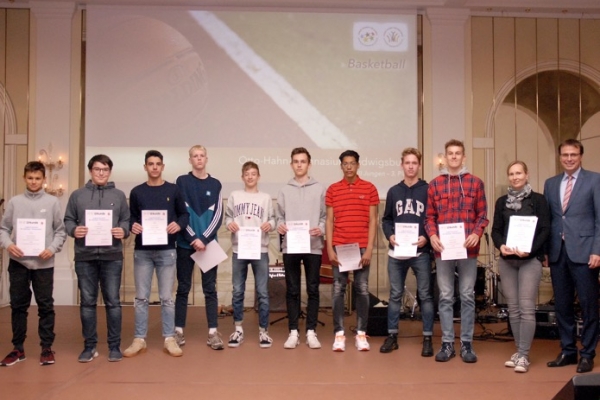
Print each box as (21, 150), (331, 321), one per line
(276, 177), (326, 255)
(0, 189), (66, 270)
(64, 180), (130, 261)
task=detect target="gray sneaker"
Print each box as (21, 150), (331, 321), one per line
(435, 342), (455, 362)
(175, 331), (185, 347)
(78, 347), (98, 363)
(460, 341), (477, 363)
(207, 332), (225, 350)
(108, 347), (123, 362)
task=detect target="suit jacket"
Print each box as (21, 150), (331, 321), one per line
(544, 168), (600, 264)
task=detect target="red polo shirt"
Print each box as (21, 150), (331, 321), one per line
(326, 176), (379, 247)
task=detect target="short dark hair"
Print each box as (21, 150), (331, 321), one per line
(339, 150), (359, 163)
(242, 161), (260, 175)
(558, 138), (584, 156)
(24, 161), (45, 178)
(291, 147), (311, 163)
(87, 154), (113, 171)
(145, 150), (163, 163)
(445, 139), (465, 153)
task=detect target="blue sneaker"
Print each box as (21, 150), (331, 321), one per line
(108, 347), (122, 362)
(78, 347), (98, 363)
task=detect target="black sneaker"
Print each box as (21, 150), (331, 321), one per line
(0, 349), (26, 366)
(421, 336), (433, 357)
(78, 347), (98, 363)
(460, 341), (477, 363)
(435, 342), (455, 362)
(379, 334), (398, 353)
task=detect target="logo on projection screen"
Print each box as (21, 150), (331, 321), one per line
(353, 22), (408, 52)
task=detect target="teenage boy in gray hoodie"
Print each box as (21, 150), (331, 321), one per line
(64, 154), (130, 363)
(276, 147), (326, 349)
(0, 161), (66, 367)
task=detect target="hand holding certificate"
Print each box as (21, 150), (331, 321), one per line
(393, 223), (418, 257)
(335, 243), (362, 272)
(439, 223), (467, 260)
(505, 216), (538, 254)
(191, 240), (228, 272)
(85, 210), (113, 246)
(16, 218), (46, 256)
(286, 220), (310, 254)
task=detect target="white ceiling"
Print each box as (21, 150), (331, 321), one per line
(3, 0), (600, 17)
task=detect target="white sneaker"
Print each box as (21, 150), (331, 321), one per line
(259, 330), (273, 348)
(332, 334), (346, 352)
(514, 356), (530, 373)
(355, 332), (370, 351)
(228, 330), (244, 348)
(504, 352), (519, 368)
(284, 331), (300, 349)
(306, 330), (321, 349)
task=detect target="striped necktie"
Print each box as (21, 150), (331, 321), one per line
(562, 175), (573, 213)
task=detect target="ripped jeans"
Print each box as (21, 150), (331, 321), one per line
(332, 248), (370, 334)
(133, 249), (177, 338)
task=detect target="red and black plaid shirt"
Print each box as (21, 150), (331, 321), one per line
(425, 172), (488, 257)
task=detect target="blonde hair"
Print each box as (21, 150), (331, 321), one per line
(506, 160), (528, 175)
(188, 145), (207, 157)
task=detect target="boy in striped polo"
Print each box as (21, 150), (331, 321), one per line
(325, 150), (379, 352)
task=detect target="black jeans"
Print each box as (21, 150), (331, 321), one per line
(283, 253), (321, 331)
(8, 260), (55, 350)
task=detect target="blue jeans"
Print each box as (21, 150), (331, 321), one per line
(283, 253), (321, 331)
(332, 253), (370, 333)
(8, 260), (55, 350)
(133, 249), (177, 338)
(75, 260), (123, 349)
(175, 247), (219, 329)
(435, 257), (477, 343)
(387, 253), (434, 336)
(232, 252), (269, 329)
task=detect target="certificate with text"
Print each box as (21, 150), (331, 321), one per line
(141, 210), (168, 246)
(439, 223), (467, 260)
(286, 220), (310, 254)
(335, 242), (362, 272)
(393, 223), (418, 257)
(237, 226), (261, 260)
(16, 218), (46, 256)
(506, 216), (538, 254)
(85, 210), (113, 246)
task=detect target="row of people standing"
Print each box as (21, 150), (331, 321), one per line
(0, 139), (598, 374)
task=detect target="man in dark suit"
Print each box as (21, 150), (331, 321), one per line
(544, 138), (600, 374)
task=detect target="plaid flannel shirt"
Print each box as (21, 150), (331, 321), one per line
(425, 171), (489, 258)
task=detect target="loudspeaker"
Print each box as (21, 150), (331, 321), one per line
(367, 306), (388, 336)
(254, 266), (287, 313)
(506, 305), (560, 339)
(553, 373), (600, 400)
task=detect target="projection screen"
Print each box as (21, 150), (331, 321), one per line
(85, 6), (418, 198)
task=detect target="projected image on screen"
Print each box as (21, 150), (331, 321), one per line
(86, 7), (418, 197)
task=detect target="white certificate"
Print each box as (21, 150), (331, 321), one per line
(286, 220), (310, 254)
(439, 222), (467, 260)
(141, 210), (168, 246)
(393, 223), (419, 257)
(190, 240), (228, 273)
(335, 242), (362, 272)
(237, 226), (261, 260)
(16, 218), (46, 256)
(85, 210), (113, 246)
(506, 216), (538, 254)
